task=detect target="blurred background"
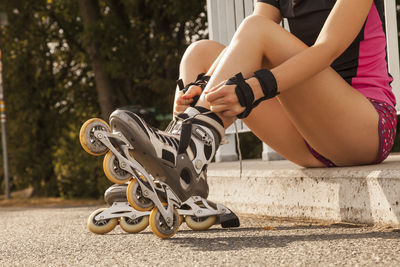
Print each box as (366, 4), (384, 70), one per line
(0, 0), (398, 199)
(0, 0), (208, 199)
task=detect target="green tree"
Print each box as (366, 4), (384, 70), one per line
(0, 0), (207, 198)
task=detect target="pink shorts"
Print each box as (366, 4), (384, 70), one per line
(306, 98), (397, 167)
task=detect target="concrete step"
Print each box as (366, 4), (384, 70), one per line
(207, 154), (400, 227)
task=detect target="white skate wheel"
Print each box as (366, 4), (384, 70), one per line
(103, 151), (132, 184)
(149, 205), (180, 239)
(80, 118), (111, 156)
(119, 215), (149, 233)
(185, 215), (217, 231)
(87, 208), (118, 234)
(126, 179), (154, 211)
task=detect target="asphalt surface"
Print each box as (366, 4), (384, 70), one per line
(1, 205), (400, 266)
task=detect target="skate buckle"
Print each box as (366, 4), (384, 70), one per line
(203, 136), (212, 146)
(194, 128), (212, 145)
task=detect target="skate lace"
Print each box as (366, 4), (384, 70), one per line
(165, 119), (177, 133)
(233, 118), (243, 178)
(165, 117), (183, 134)
(149, 124), (180, 149)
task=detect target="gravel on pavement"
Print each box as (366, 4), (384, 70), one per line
(1, 205), (400, 266)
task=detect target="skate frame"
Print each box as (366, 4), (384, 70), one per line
(94, 129), (181, 228)
(95, 201), (149, 221)
(178, 196), (232, 217)
(95, 197), (233, 223)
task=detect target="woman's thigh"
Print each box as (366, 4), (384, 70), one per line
(244, 98), (326, 167)
(277, 68), (379, 166)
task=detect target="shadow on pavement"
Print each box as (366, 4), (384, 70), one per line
(170, 228), (400, 251)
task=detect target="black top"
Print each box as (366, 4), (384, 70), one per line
(258, 0), (337, 46)
(255, 0), (395, 107)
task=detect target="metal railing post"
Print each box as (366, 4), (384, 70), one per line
(0, 49), (9, 199)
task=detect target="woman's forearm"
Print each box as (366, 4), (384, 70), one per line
(249, 43), (333, 99)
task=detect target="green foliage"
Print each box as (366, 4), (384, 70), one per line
(239, 133), (263, 159)
(0, 0), (207, 197)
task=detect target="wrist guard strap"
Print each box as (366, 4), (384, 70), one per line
(225, 72), (254, 118)
(227, 69), (279, 119)
(177, 73), (210, 107)
(252, 69), (279, 107)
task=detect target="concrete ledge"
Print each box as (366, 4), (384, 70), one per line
(207, 154), (400, 227)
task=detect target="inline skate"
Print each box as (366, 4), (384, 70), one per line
(80, 105), (237, 238)
(87, 184), (240, 235)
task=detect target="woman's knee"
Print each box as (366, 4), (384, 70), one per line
(180, 40), (225, 71)
(236, 15), (276, 38)
(184, 39), (225, 57)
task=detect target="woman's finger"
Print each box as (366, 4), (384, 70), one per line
(182, 85), (202, 99)
(204, 80), (225, 95)
(221, 106), (245, 117)
(174, 103), (189, 114)
(209, 95), (244, 116)
(208, 95), (231, 106)
(176, 96), (194, 105)
(205, 87), (225, 103)
(206, 82), (236, 103)
(209, 104), (228, 113)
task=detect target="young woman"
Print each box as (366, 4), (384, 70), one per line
(110, 0), (396, 202)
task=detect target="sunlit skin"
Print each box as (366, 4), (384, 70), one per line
(174, 0), (381, 168)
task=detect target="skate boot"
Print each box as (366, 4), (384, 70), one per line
(109, 105), (225, 202)
(87, 184), (150, 235)
(80, 116), (183, 238)
(80, 106), (231, 238)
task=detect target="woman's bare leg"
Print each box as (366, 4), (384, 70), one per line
(173, 40), (225, 113)
(196, 15), (379, 167)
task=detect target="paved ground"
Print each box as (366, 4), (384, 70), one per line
(1, 205), (400, 266)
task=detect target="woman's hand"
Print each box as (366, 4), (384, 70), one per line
(173, 85), (203, 115)
(204, 80), (246, 117)
(205, 77), (262, 118)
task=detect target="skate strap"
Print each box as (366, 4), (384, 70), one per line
(178, 109), (225, 154)
(226, 69), (279, 119)
(176, 79), (185, 92)
(186, 107), (225, 142)
(177, 73), (210, 107)
(178, 121), (193, 154)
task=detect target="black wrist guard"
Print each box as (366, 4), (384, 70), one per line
(225, 73), (254, 118)
(252, 69), (279, 105)
(177, 73), (210, 107)
(226, 69), (279, 119)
